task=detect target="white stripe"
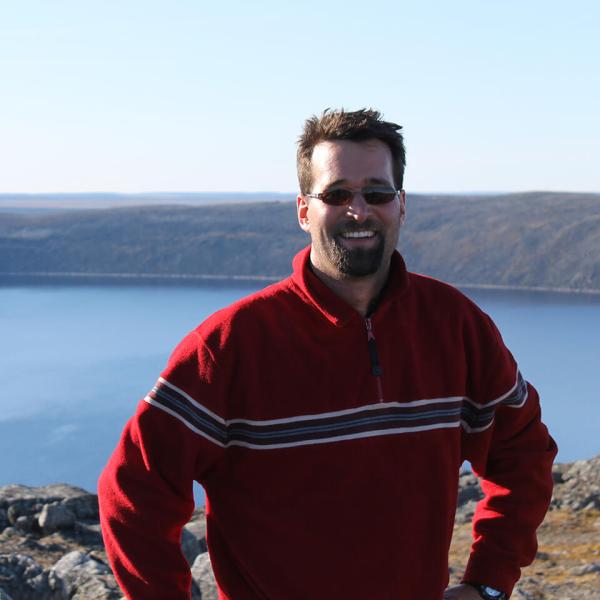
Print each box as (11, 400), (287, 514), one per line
(460, 378), (529, 433)
(511, 385), (528, 409)
(460, 419), (494, 433)
(225, 396), (463, 425)
(157, 376), (226, 424)
(153, 366), (527, 440)
(227, 396), (466, 426)
(462, 367), (525, 409)
(144, 396), (226, 447)
(224, 421), (461, 449)
(146, 395), (462, 449)
(158, 376), (467, 426)
(146, 393), (524, 448)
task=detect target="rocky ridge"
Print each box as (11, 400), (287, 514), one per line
(1, 457), (598, 599)
(3, 192), (600, 294)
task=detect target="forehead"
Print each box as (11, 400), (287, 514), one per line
(310, 139), (394, 188)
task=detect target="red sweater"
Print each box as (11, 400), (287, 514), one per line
(98, 246), (556, 599)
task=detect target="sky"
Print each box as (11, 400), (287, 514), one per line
(1, 0), (599, 194)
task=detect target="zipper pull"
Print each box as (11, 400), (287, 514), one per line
(365, 318), (382, 376)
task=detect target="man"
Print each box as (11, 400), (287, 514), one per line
(99, 109), (557, 599)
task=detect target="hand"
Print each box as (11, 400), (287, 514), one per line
(443, 584), (481, 599)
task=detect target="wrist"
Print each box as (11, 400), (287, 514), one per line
(465, 582), (507, 600)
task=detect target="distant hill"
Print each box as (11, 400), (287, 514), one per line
(1, 192), (599, 292)
(0, 192), (295, 212)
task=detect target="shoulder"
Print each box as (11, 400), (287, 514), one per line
(407, 271), (485, 316)
(163, 276), (298, 382)
(404, 271), (505, 350)
(192, 275), (299, 345)
(406, 272), (518, 403)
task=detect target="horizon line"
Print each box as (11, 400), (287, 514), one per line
(2, 190), (599, 197)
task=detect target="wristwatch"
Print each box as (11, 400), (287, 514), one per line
(467, 583), (507, 600)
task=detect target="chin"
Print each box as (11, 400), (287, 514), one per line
(334, 245), (385, 278)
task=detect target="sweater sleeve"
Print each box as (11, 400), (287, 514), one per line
(460, 313), (557, 596)
(98, 330), (227, 599)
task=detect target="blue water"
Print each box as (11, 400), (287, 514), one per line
(1, 283), (599, 499)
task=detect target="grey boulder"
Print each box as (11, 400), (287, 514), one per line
(49, 551), (121, 599)
(191, 552), (218, 600)
(0, 553), (57, 600)
(38, 503), (76, 533)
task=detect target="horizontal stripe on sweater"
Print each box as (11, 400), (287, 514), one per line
(144, 371), (528, 449)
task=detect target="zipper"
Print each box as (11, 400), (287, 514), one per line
(365, 317), (384, 403)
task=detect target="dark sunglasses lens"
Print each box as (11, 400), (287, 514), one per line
(364, 192), (397, 205)
(323, 189), (353, 205)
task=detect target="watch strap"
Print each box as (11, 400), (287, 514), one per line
(466, 582), (507, 600)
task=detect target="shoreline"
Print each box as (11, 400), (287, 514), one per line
(2, 271), (600, 296)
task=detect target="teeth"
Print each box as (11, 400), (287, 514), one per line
(342, 231), (375, 238)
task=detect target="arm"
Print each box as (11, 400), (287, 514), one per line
(462, 381), (556, 595)
(460, 315), (557, 596)
(98, 331), (226, 598)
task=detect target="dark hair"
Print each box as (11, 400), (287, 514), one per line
(296, 108), (406, 194)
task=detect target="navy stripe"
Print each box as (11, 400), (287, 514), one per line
(228, 414), (459, 445)
(228, 408), (462, 440)
(146, 371), (528, 447)
(148, 386), (228, 444)
(461, 371), (528, 430)
(231, 400), (463, 435)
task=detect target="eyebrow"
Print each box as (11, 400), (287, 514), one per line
(325, 177), (394, 189)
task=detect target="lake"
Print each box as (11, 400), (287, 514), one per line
(1, 281), (599, 500)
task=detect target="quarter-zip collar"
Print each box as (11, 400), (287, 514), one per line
(290, 245), (410, 327)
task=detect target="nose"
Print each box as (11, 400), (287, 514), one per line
(345, 192), (371, 222)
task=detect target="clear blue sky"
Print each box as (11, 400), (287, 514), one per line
(1, 0), (599, 193)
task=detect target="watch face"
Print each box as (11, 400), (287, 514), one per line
(482, 586), (504, 598)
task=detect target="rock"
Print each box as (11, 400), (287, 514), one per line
(182, 527), (203, 567)
(511, 588), (536, 600)
(38, 503), (76, 533)
(61, 495), (99, 521)
(0, 553), (56, 599)
(0, 527), (16, 538)
(6, 507), (21, 526)
(570, 562), (600, 576)
(454, 499), (477, 524)
(0, 484), (90, 510)
(181, 514), (207, 567)
(0, 484), (96, 532)
(0, 455), (598, 599)
(0, 509), (7, 533)
(14, 515), (35, 533)
(551, 463), (566, 484)
(49, 550), (121, 599)
(73, 521), (105, 546)
(191, 552), (218, 600)
(457, 472), (483, 506)
(551, 456), (600, 511)
(185, 515), (207, 549)
(455, 471), (483, 524)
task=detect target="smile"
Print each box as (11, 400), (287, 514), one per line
(340, 230), (376, 239)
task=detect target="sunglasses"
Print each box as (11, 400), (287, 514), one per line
(304, 188), (401, 206)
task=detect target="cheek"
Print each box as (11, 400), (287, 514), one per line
(377, 206), (401, 226)
(310, 206), (339, 229)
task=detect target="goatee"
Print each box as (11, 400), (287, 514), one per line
(329, 223), (385, 277)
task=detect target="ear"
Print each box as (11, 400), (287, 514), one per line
(399, 190), (406, 226)
(297, 194), (311, 233)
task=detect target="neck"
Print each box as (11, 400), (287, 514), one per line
(309, 255), (391, 317)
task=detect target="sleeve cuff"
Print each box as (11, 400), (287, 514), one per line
(462, 553), (520, 597)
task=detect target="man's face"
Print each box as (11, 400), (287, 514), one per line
(297, 139), (406, 280)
